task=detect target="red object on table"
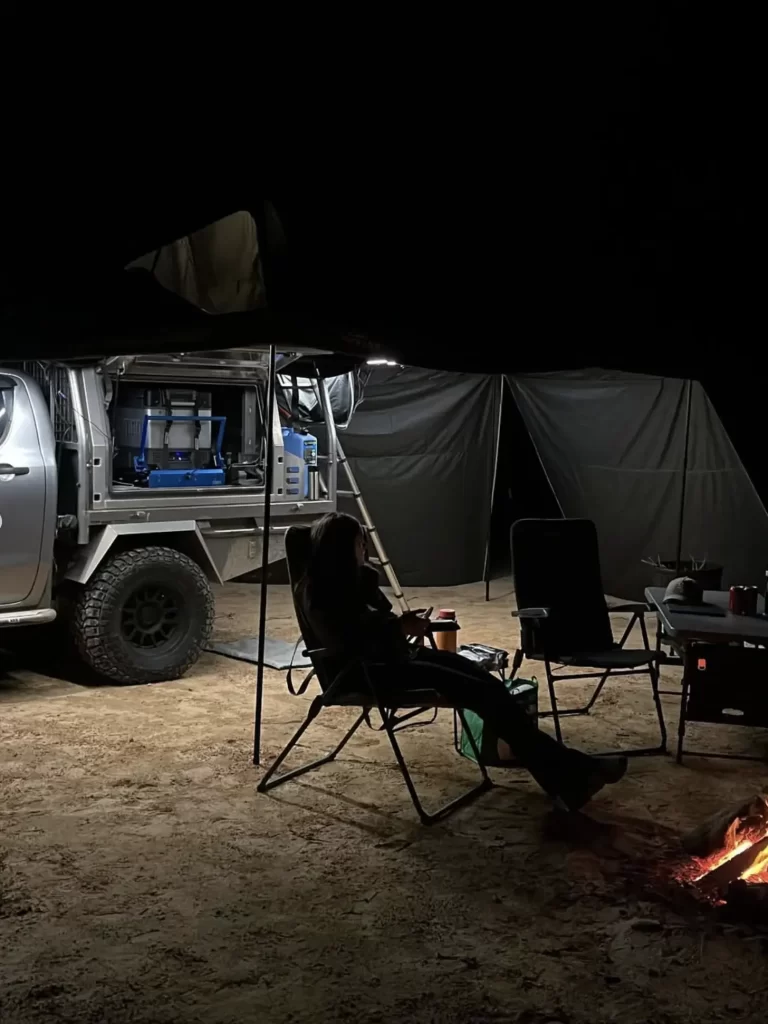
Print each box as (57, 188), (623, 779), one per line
(729, 586), (758, 616)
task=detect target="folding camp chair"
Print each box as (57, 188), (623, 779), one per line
(509, 518), (667, 756)
(257, 525), (493, 824)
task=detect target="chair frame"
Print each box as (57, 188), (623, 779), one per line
(258, 650), (493, 825)
(511, 605), (667, 757)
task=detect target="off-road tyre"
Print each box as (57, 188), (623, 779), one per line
(72, 545), (214, 684)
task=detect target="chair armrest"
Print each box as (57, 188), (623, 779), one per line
(512, 607), (549, 619)
(607, 601), (648, 614)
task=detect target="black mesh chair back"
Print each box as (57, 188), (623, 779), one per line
(285, 525), (338, 693)
(511, 518), (615, 658)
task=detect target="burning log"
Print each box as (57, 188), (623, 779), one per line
(681, 794), (768, 857)
(697, 836), (768, 893)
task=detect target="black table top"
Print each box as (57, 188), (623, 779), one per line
(645, 587), (768, 645)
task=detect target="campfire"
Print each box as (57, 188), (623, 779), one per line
(680, 794), (768, 918)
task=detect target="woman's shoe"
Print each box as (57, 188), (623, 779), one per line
(554, 755), (628, 812)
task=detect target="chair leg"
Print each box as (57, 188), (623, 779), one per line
(617, 611), (639, 648)
(573, 664), (669, 758)
(258, 698), (367, 793)
(379, 705), (492, 825)
(388, 706), (439, 731)
(677, 673), (690, 764)
(540, 659), (668, 758)
(544, 660), (564, 744)
(510, 648), (524, 681)
(649, 661), (668, 752)
(539, 667), (612, 718)
(581, 668), (612, 712)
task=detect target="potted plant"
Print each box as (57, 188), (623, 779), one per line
(642, 555), (723, 592)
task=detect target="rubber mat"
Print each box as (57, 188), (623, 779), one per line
(205, 636), (312, 670)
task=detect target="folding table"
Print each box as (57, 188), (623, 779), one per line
(645, 587), (768, 762)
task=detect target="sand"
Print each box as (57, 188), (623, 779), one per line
(2, 580), (768, 1023)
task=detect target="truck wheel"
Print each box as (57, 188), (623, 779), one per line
(72, 546), (215, 684)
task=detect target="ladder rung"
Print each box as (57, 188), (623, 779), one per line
(337, 490), (359, 499)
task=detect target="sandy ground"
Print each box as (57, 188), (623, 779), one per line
(2, 579), (768, 1024)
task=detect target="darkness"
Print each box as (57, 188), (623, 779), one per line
(487, 382), (561, 579)
(705, 381), (768, 510)
(0, 12), (758, 383)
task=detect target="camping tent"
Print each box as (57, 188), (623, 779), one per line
(508, 371), (768, 600)
(327, 367), (768, 601)
(334, 367), (502, 586)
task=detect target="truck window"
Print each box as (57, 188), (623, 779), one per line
(0, 386), (13, 445)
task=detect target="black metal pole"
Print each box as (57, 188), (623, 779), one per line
(483, 375), (504, 601)
(253, 342), (276, 765)
(674, 378), (693, 575)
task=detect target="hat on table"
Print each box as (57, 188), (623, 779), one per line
(663, 576), (703, 605)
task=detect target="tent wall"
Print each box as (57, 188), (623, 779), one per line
(337, 367), (501, 586)
(508, 371), (768, 600)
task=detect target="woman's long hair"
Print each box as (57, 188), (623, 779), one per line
(299, 512), (364, 609)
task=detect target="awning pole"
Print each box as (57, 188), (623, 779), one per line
(483, 375), (504, 601)
(674, 378), (693, 575)
(253, 342), (276, 765)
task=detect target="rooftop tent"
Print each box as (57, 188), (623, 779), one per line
(505, 370), (768, 600)
(0, 169), (755, 377)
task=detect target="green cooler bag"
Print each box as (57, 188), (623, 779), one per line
(459, 678), (538, 767)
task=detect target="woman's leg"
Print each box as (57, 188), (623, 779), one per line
(402, 647), (624, 807)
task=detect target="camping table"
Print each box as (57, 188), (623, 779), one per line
(645, 587), (768, 762)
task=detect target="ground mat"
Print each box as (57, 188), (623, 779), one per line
(206, 637), (311, 670)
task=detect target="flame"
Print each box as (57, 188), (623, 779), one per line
(741, 844), (768, 883)
(692, 813), (768, 886)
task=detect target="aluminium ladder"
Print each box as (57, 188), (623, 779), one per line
(307, 379), (409, 612)
(334, 435), (410, 613)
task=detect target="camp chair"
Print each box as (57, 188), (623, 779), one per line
(509, 518), (667, 756)
(257, 525), (493, 824)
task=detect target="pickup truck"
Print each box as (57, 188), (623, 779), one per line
(0, 350), (339, 683)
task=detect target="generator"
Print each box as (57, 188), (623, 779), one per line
(281, 427), (318, 498)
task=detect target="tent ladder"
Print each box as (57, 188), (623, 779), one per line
(335, 436), (410, 613)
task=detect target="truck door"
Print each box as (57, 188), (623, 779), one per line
(0, 374), (48, 605)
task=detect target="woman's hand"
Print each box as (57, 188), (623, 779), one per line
(400, 610), (430, 637)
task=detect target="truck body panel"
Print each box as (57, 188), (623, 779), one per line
(0, 372), (57, 608)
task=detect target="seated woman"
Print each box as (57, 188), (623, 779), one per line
(296, 512), (627, 812)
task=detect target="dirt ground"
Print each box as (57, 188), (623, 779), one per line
(2, 580), (768, 1024)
